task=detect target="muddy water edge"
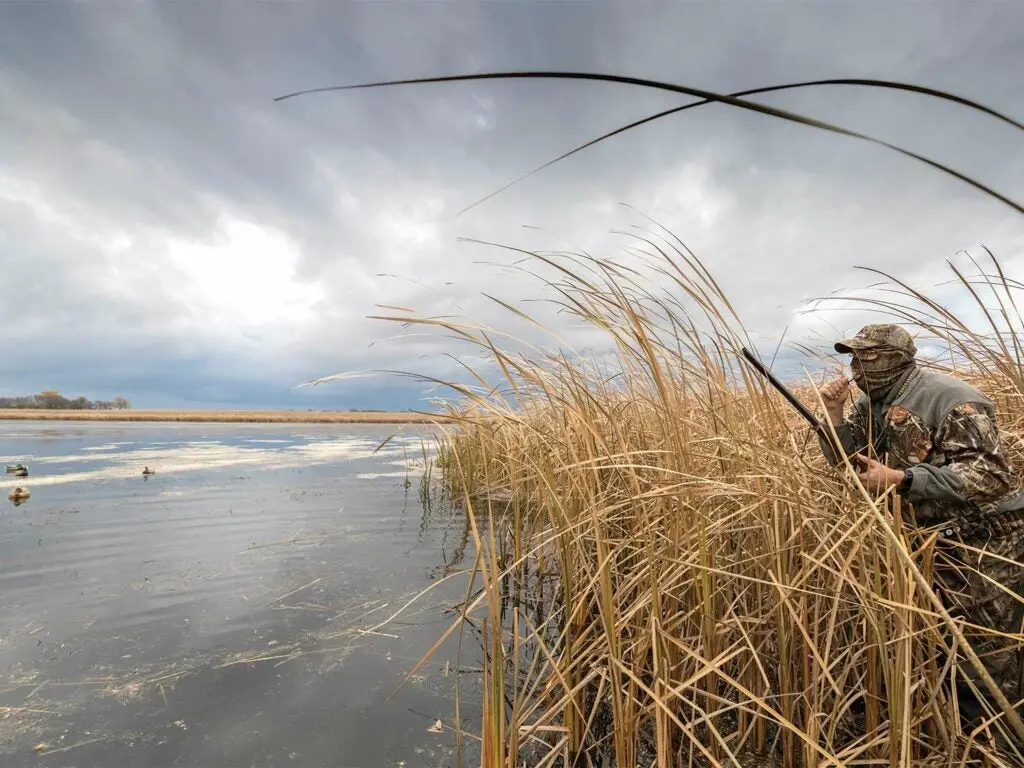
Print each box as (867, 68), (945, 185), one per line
(0, 420), (482, 767)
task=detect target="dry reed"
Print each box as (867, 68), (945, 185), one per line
(273, 65), (1024, 767)
(378, 235), (1024, 767)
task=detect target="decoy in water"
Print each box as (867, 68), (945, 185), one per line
(5, 463), (26, 473)
(8, 486), (30, 502)
(142, 467), (155, 476)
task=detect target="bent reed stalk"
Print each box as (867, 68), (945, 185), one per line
(277, 65), (1024, 767)
(376, 235), (1024, 767)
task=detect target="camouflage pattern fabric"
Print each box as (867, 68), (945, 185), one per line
(834, 323), (918, 356)
(836, 394), (1022, 524)
(835, 323), (918, 400)
(936, 527), (1024, 746)
(824, 346), (1024, 745)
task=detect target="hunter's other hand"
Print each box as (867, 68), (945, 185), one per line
(850, 455), (905, 495)
(819, 377), (851, 422)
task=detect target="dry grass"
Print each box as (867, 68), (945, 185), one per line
(272, 66), (1024, 767)
(0, 409), (452, 424)
(375, 235), (1024, 767)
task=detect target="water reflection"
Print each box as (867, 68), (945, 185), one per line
(434, 513), (472, 580)
(0, 421), (482, 767)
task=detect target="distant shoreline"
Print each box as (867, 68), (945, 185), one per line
(0, 409), (454, 424)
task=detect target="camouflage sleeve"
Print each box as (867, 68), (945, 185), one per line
(819, 398), (870, 465)
(904, 403), (1016, 509)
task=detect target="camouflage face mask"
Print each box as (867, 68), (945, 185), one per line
(850, 346), (915, 400)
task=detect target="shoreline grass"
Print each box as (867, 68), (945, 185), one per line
(0, 408), (453, 424)
(381, 235), (1024, 766)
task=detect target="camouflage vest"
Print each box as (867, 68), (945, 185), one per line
(890, 367), (994, 430)
(853, 366), (988, 444)
(854, 366), (1024, 520)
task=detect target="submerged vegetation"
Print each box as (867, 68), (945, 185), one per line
(376, 238), (1024, 767)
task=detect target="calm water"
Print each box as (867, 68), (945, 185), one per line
(0, 421), (481, 767)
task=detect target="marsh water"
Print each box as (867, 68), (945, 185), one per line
(0, 421), (481, 767)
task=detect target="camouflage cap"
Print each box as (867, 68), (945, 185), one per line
(834, 323), (917, 355)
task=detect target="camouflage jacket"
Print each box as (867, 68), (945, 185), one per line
(822, 365), (1024, 535)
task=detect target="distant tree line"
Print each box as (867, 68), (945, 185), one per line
(0, 389), (130, 410)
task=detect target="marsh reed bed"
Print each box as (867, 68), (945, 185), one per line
(381, 238), (1024, 767)
(272, 65), (1024, 768)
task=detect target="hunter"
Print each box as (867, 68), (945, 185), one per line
(817, 323), (1024, 742)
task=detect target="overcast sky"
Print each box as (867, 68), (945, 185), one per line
(2, 2), (1021, 410)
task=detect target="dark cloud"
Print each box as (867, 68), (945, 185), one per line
(1, 2), (1021, 407)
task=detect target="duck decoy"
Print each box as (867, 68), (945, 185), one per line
(6, 464), (26, 473)
(8, 486), (30, 502)
(142, 467), (155, 475)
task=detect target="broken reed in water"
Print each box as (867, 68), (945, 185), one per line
(388, 239), (1024, 766)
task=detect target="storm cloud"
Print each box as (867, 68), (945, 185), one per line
(2, 2), (1022, 408)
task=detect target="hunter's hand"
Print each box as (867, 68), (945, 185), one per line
(850, 455), (905, 495)
(819, 377), (851, 424)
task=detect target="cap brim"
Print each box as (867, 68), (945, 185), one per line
(834, 339), (876, 354)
